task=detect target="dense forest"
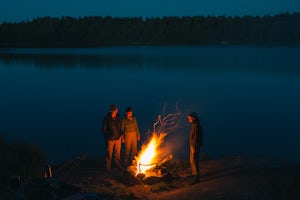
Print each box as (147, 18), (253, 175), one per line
(0, 12), (300, 47)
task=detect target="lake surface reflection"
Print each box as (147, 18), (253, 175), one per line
(0, 46), (300, 164)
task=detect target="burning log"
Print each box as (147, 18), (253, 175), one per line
(157, 155), (173, 167)
(136, 154), (173, 178)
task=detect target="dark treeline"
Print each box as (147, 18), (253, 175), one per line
(0, 12), (300, 47)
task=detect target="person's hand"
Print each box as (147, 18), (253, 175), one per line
(121, 136), (125, 143)
(137, 135), (140, 141)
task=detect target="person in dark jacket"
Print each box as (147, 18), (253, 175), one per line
(121, 106), (140, 167)
(188, 112), (203, 183)
(102, 104), (123, 171)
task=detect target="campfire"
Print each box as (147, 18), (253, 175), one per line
(130, 104), (182, 177)
(136, 133), (169, 176)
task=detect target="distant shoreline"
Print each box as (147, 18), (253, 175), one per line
(1, 12), (299, 48)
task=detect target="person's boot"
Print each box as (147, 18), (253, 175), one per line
(195, 174), (200, 182)
(192, 174), (200, 184)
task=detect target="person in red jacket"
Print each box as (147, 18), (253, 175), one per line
(188, 112), (203, 183)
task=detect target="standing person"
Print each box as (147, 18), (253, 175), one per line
(187, 112), (203, 183)
(102, 104), (123, 171)
(121, 106), (141, 167)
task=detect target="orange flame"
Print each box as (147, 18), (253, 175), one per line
(134, 103), (182, 176)
(136, 132), (167, 175)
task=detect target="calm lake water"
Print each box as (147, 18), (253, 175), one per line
(0, 46), (300, 164)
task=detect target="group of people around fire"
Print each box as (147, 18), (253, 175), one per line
(102, 104), (140, 171)
(102, 103), (203, 183)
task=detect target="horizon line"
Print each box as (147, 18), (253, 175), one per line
(1, 11), (299, 24)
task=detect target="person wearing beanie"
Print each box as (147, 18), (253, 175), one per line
(102, 104), (123, 171)
(187, 112), (203, 183)
(121, 106), (141, 167)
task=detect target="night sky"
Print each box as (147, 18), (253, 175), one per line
(1, 0), (300, 23)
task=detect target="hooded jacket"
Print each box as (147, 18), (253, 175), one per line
(189, 113), (203, 149)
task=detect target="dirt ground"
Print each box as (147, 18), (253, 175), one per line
(53, 155), (300, 200)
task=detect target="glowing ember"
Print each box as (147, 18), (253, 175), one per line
(136, 132), (166, 175)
